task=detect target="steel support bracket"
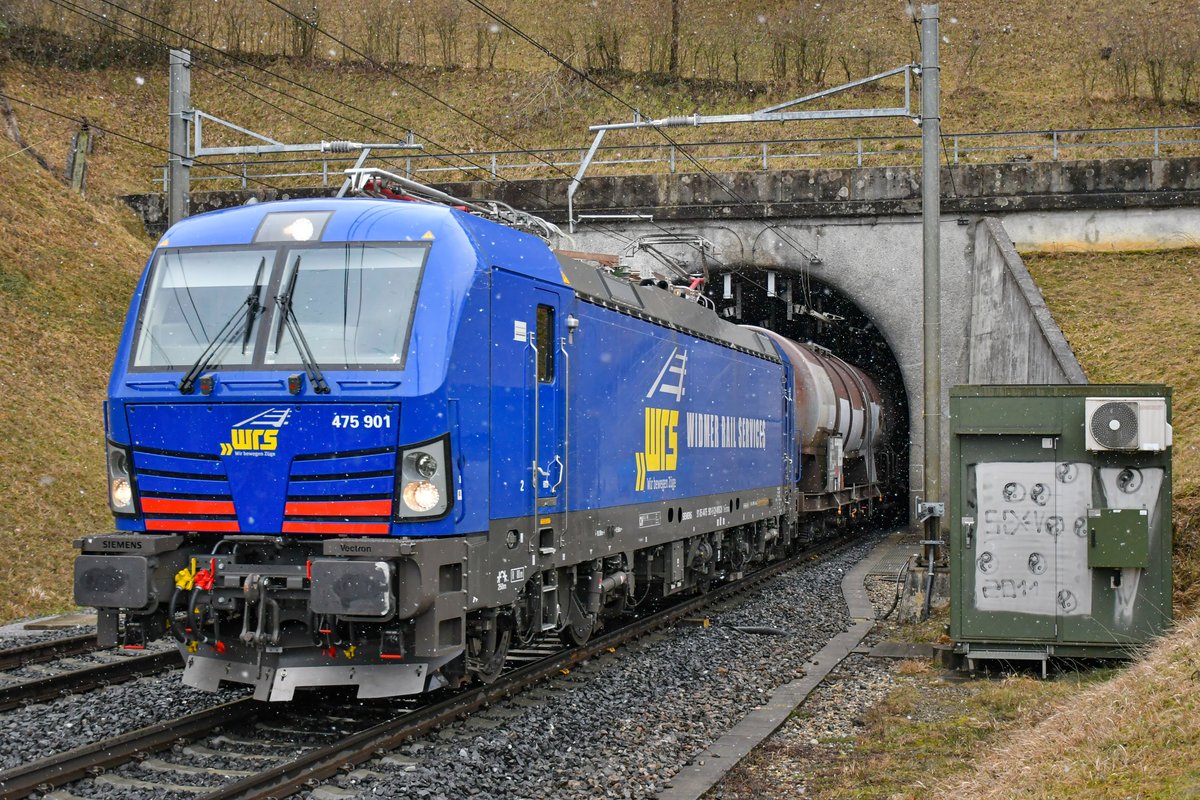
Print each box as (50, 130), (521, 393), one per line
(916, 501), (944, 521)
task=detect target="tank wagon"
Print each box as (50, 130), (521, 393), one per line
(74, 177), (891, 700)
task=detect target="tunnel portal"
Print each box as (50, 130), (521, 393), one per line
(705, 267), (911, 524)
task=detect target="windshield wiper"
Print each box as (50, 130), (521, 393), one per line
(275, 256), (330, 394)
(179, 257), (266, 395)
(241, 256), (268, 353)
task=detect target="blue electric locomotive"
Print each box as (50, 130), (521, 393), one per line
(74, 173), (888, 700)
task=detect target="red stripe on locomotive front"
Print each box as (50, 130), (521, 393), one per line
(141, 497), (237, 515)
(283, 499), (393, 517)
(145, 519), (241, 532)
(281, 521), (391, 535)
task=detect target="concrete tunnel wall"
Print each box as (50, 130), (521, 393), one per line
(968, 218), (1087, 385)
(571, 214), (1087, 520)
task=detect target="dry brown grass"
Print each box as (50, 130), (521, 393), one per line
(935, 615), (1200, 799)
(753, 672), (1094, 799)
(1025, 249), (1200, 612)
(0, 132), (149, 620)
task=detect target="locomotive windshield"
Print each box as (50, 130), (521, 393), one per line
(132, 242), (429, 371)
(133, 248), (265, 369)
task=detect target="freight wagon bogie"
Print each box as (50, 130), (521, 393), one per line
(75, 182), (896, 701)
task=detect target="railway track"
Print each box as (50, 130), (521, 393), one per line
(0, 633), (101, 671)
(0, 646), (180, 713)
(0, 533), (857, 800)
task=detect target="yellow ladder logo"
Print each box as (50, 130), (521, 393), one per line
(636, 407), (678, 491)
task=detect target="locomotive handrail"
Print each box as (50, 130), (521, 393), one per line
(559, 333), (571, 526)
(526, 329), (540, 545)
(548, 455), (565, 493)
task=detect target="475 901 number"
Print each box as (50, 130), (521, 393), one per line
(331, 414), (390, 429)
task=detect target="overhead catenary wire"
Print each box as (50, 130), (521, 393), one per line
(87, 0), (502, 186)
(46, 0), (745, 273)
(48, 0), (346, 144)
(42, 0), (782, 298)
(85, 0), (601, 215)
(66, 0), (717, 262)
(91, 0), (657, 251)
(251, 1), (753, 258)
(60, 0), (640, 248)
(460, 0), (824, 270)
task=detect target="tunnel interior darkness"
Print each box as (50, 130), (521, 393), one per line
(704, 268), (911, 522)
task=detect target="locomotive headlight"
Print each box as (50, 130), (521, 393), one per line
(111, 478), (133, 509)
(411, 452), (438, 479)
(395, 436), (451, 520)
(106, 441), (138, 515)
(402, 480), (441, 513)
(282, 216), (314, 241)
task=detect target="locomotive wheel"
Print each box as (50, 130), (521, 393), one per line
(470, 628), (511, 684)
(559, 587), (595, 646)
(559, 614), (594, 647)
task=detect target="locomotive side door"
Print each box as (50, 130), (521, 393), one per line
(490, 271), (568, 538)
(530, 285), (567, 517)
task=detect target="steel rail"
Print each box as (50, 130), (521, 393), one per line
(0, 633), (100, 671)
(0, 698), (258, 800)
(0, 649), (180, 713)
(204, 533), (858, 800)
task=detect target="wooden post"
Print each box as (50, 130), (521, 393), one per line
(67, 120), (92, 196)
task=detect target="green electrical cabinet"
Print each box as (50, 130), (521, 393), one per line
(949, 385), (1173, 674)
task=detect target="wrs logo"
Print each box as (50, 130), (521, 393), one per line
(219, 408), (292, 456)
(636, 348), (686, 491)
(636, 407), (678, 492)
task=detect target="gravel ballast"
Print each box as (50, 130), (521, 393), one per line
(0, 668), (247, 771)
(0, 534), (888, 799)
(300, 534), (884, 800)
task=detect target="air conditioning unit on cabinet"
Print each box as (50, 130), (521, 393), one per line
(1085, 397), (1172, 452)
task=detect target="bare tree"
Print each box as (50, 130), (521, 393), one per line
(955, 27), (986, 93)
(361, 1), (395, 64)
(472, 13), (502, 70)
(1099, 10), (1139, 99)
(1177, 31), (1200, 104)
(766, 3), (838, 87)
(1134, 17), (1172, 104)
(222, 0), (248, 54)
(432, 3), (462, 68)
(583, 0), (631, 72)
(287, 3), (319, 61)
(668, 0), (680, 76)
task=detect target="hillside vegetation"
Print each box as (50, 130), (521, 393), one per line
(1027, 249), (1200, 611)
(0, 147), (148, 621)
(2, 0), (1200, 201)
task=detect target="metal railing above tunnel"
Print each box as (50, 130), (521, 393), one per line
(156, 123), (1200, 191)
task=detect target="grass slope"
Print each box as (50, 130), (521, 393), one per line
(1026, 249), (1200, 611)
(936, 614), (1200, 799)
(0, 140), (149, 620)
